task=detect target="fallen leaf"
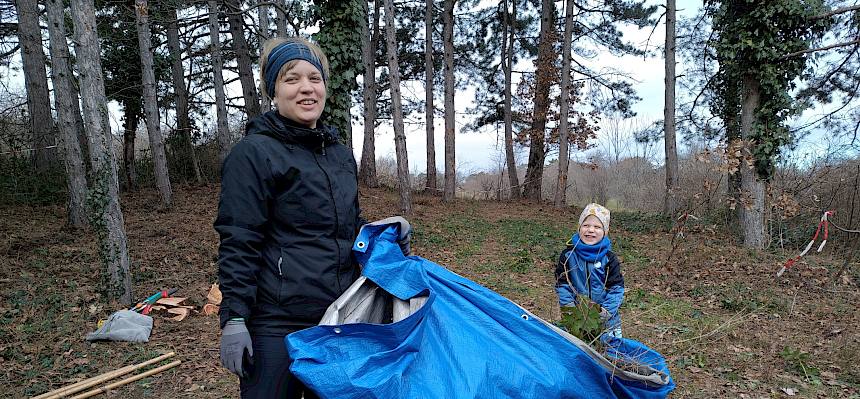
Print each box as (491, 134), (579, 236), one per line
(202, 303), (219, 316)
(156, 297), (188, 307)
(167, 307), (190, 321)
(781, 387), (795, 396)
(207, 283), (222, 305)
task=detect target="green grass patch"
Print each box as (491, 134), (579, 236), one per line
(612, 210), (672, 234)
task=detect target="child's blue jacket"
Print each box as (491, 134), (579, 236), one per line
(555, 247), (625, 330)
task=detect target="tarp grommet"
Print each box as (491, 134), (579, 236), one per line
(520, 314), (529, 320)
(356, 241), (366, 249)
(333, 327), (342, 334)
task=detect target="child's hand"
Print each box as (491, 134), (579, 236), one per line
(599, 307), (611, 323)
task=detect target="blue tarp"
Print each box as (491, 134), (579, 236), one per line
(286, 224), (675, 398)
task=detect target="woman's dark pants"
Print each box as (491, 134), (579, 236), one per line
(240, 335), (319, 399)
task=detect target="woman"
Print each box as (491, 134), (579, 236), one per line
(214, 37), (368, 398)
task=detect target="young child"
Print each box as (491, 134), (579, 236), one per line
(555, 203), (625, 339)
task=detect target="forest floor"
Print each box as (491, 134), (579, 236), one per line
(1, 185), (858, 398)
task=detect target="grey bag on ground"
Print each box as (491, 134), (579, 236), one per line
(85, 310), (153, 343)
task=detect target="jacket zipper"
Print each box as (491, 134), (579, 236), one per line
(277, 256), (283, 276)
(312, 142), (342, 292)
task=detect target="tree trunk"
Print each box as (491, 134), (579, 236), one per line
(442, 0), (456, 201)
(662, 0), (679, 217)
(45, 0), (87, 228)
(554, 0), (574, 208)
(739, 75), (766, 249)
(70, 0), (133, 305)
(424, 0), (437, 194)
(258, 1), (271, 112)
(522, 0), (554, 200)
(225, 0), (262, 119)
(122, 107), (140, 190)
(16, 0), (55, 170)
(167, 6), (203, 185)
(135, 0), (173, 207)
(358, 0), (379, 188)
(503, 0), (520, 199)
(275, 0), (288, 36)
(383, 0), (412, 215)
(209, 1), (232, 165)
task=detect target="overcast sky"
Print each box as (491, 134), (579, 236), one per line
(351, 0), (703, 175)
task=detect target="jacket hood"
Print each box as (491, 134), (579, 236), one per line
(246, 110), (340, 147)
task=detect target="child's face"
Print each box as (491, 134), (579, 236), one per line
(578, 215), (605, 245)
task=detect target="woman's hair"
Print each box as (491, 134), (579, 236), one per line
(258, 37), (330, 101)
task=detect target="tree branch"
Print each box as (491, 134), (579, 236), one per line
(780, 38), (860, 59)
(809, 4), (860, 21)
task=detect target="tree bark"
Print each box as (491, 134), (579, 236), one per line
(122, 107), (140, 190)
(358, 0), (379, 188)
(663, 0), (679, 217)
(424, 0), (437, 194)
(383, 0), (412, 215)
(135, 0), (173, 208)
(225, 0), (262, 119)
(209, 1), (233, 165)
(442, 0), (456, 201)
(45, 0), (87, 228)
(554, 0), (574, 208)
(739, 75), (766, 249)
(70, 0), (133, 305)
(258, 1), (271, 112)
(167, 6), (203, 185)
(503, 0), (520, 199)
(522, 0), (554, 200)
(275, 0), (288, 36)
(16, 0), (55, 170)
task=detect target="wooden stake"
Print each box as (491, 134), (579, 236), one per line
(33, 352), (175, 399)
(69, 360), (182, 399)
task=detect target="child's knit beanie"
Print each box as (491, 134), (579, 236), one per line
(578, 203), (611, 234)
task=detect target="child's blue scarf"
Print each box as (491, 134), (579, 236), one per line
(570, 233), (612, 263)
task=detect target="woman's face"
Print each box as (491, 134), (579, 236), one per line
(273, 60), (326, 128)
(578, 215), (605, 245)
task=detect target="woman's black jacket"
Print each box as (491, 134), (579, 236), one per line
(215, 111), (363, 336)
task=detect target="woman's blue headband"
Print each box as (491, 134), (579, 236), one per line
(264, 42), (327, 98)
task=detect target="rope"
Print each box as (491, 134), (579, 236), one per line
(777, 210), (834, 277)
(830, 219), (860, 234)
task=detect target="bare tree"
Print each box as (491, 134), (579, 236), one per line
(45, 0), (87, 227)
(167, 5), (203, 184)
(522, 0), (554, 200)
(554, 0), (574, 208)
(70, 0), (133, 304)
(135, 0), (172, 207)
(383, 0), (412, 214)
(424, 0), (437, 194)
(663, 0), (679, 217)
(225, 0), (262, 118)
(502, 0), (520, 199)
(359, 0), (380, 187)
(442, 0), (456, 201)
(15, 0), (55, 170)
(258, 0), (271, 112)
(209, 1), (232, 165)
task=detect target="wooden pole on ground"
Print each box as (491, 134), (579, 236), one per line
(69, 360), (181, 399)
(32, 352), (175, 399)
